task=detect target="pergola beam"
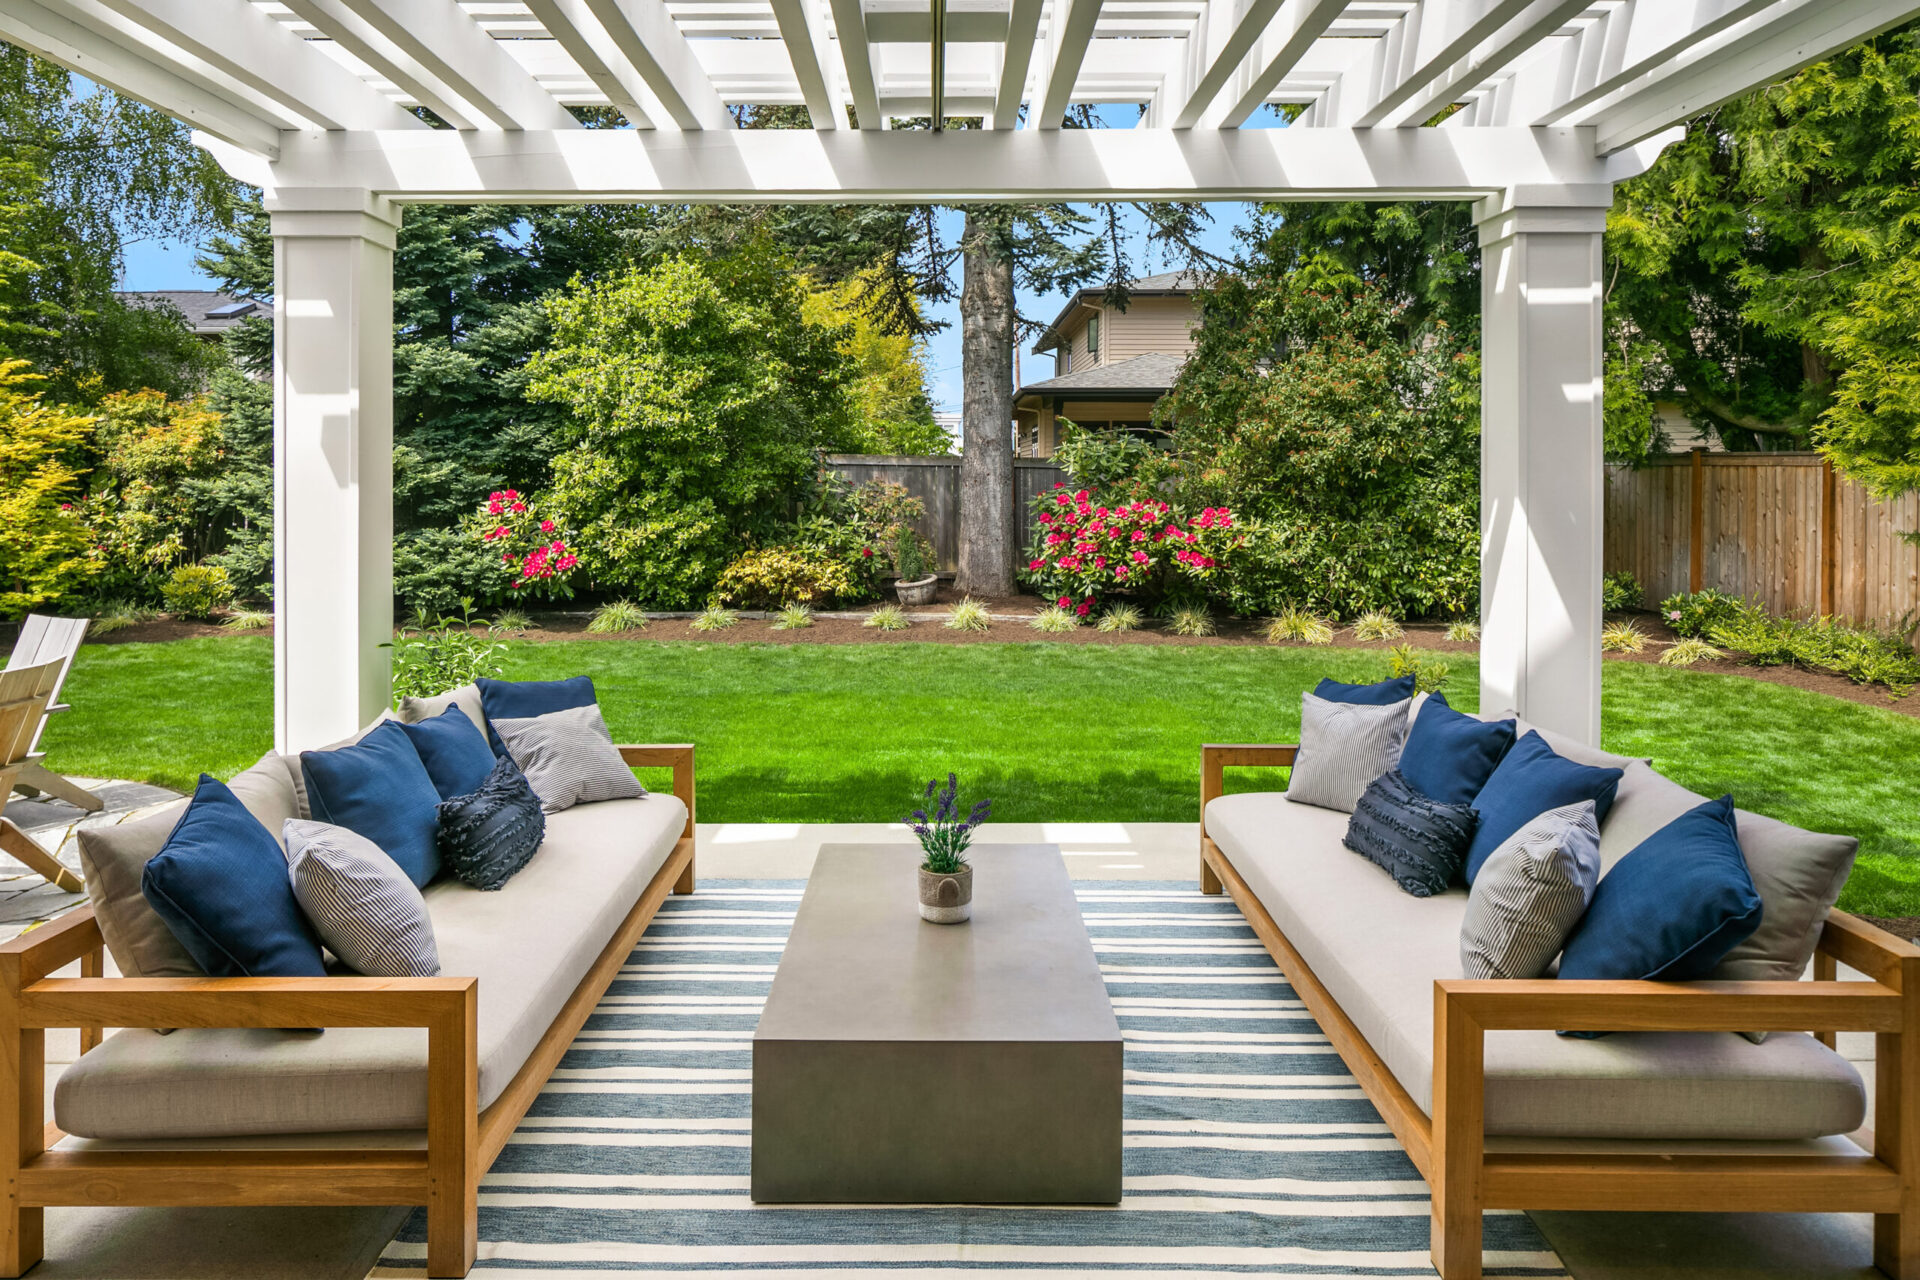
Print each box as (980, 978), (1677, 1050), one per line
(0, 0), (284, 155)
(1211, 0), (1348, 129)
(768, 0), (842, 128)
(1534, 0), (1781, 127)
(579, 0), (736, 131)
(1374, 0), (1594, 129)
(282, 0), (486, 130)
(334, 0), (581, 131)
(1354, 0), (1537, 127)
(524, 0), (663, 129)
(992, 0), (1044, 128)
(827, 0), (884, 128)
(1031, 0), (1106, 129)
(92, 0), (423, 131)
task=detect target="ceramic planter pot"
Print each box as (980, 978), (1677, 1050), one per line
(894, 575), (939, 606)
(918, 863), (973, 923)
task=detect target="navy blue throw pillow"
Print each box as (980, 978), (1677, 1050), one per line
(301, 720), (443, 888)
(1400, 693), (1517, 807)
(476, 675), (597, 757)
(401, 705), (498, 802)
(1464, 731), (1623, 885)
(1313, 674), (1417, 706)
(436, 755), (547, 891)
(1343, 769), (1478, 897)
(142, 775), (326, 977)
(1559, 795), (1763, 985)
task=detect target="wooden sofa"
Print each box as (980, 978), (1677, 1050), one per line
(0, 742), (695, 1280)
(1200, 741), (1919, 1280)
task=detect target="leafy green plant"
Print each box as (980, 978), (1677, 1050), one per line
(691, 606), (738, 632)
(1603, 570), (1644, 613)
(1445, 619), (1480, 643)
(773, 603), (814, 630)
(716, 545), (858, 609)
(1097, 603), (1145, 633)
(222, 608), (272, 631)
(1031, 605), (1079, 633)
(865, 604), (911, 631)
(1659, 637), (1724, 667)
(1263, 605), (1333, 645)
(84, 599), (160, 636)
(587, 600), (649, 633)
(892, 526), (929, 582)
(1387, 643), (1451, 693)
(387, 610), (507, 702)
(489, 608), (532, 634)
(1350, 609), (1403, 641)
(1708, 610), (1920, 697)
(1659, 588), (1756, 638)
(907, 773), (991, 874)
(1601, 620), (1649, 653)
(945, 598), (991, 632)
(1167, 605), (1215, 637)
(160, 563), (233, 620)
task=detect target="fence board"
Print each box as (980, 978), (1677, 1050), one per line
(825, 455), (1068, 573)
(1605, 452), (1917, 627)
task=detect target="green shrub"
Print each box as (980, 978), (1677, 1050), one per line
(864, 604), (911, 631)
(945, 598), (991, 632)
(1097, 603), (1145, 633)
(1351, 609), (1403, 641)
(161, 563), (234, 620)
(587, 601), (649, 633)
(1603, 570), (1644, 613)
(1708, 610), (1920, 697)
(1659, 588), (1755, 638)
(387, 614), (507, 702)
(773, 603), (814, 631)
(892, 526), (930, 581)
(1388, 643), (1451, 693)
(715, 545), (858, 609)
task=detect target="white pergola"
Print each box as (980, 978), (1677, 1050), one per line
(4, 0), (1915, 751)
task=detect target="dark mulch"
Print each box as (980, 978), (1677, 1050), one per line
(1605, 614), (1918, 719)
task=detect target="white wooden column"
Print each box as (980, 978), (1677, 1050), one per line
(1476, 191), (1610, 745)
(269, 189), (400, 752)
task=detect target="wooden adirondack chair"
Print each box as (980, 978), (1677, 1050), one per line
(0, 660), (85, 892)
(3, 614), (101, 813)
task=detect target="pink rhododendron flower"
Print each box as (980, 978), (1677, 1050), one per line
(1132, 550), (1148, 564)
(1057, 596), (1071, 608)
(1076, 601), (1091, 616)
(539, 520), (555, 533)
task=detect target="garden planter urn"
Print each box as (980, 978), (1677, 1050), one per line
(918, 864), (973, 924)
(895, 575), (939, 606)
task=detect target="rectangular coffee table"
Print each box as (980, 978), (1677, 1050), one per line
(751, 843), (1122, 1204)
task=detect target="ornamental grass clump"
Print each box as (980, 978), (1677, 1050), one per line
(907, 773), (991, 875)
(1388, 642), (1451, 693)
(1601, 620), (1649, 653)
(221, 608), (272, 631)
(1167, 605), (1215, 637)
(1263, 604), (1333, 645)
(1446, 619), (1480, 643)
(1031, 605), (1079, 633)
(1351, 609), (1403, 641)
(489, 608), (532, 634)
(772, 603), (814, 630)
(1659, 637), (1723, 667)
(588, 600), (649, 633)
(691, 606), (738, 632)
(1097, 603), (1144, 633)
(865, 604), (911, 631)
(86, 600), (160, 636)
(944, 598), (991, 632)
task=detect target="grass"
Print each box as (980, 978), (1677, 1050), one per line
(28, 637), (1920, 916)
(587, 601), (649, 634)
(772, 604), (813, 631)
(944, 599), (991, 632)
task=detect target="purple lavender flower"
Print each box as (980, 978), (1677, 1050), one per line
(906, 773), (991, 874)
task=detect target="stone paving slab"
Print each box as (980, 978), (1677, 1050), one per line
(2, 776), (183, 943)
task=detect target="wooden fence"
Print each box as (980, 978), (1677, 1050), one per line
(1604, 451), (1920, 625)
(824, 455), (1068, 573)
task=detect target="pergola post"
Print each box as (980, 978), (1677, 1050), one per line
(268, 189), (400, 753)
(1475, 191), (1611, 745)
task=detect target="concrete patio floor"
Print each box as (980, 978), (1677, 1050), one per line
(0, 791), (1884, 1279)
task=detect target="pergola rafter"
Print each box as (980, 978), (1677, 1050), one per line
(7, 0), (1919, 759)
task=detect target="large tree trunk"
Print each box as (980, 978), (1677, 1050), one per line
(956, 210), (1017, 597)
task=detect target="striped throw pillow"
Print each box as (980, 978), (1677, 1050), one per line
(492, 702), (646, 814)
(283, 819), (440, 978)
(1285, 693), (1409, 814)
(1458, 801), (1601, 980)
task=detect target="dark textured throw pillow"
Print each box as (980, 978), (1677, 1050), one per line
(1399, 692), (1516, 807)
(436, 755), (548, 891)
(1464, 731), (1623, 885)
(141, 775), (326, 977)
(1343, 769), (1479, 898)
(1313, 674), (1417, 706)
(300, 719), (444, 888)
(475, 675), (597, 757)
(400, 704), (498, 801)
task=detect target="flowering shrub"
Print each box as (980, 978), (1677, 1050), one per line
(715, 546), (859, 608)
(1658, 588), (1755, 638)
(1020, 482), (1244, 615)
(468, 489), (581, 598)
(794, 477), (926, 600)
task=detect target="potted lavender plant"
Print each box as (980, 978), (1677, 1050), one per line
(908, 773), (991, 923)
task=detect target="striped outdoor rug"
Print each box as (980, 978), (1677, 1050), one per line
(371, 880), (1566, 1279)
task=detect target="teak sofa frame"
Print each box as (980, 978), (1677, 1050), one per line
(0, 742), (697, 1280)
(1200, 742), (1920, 1280)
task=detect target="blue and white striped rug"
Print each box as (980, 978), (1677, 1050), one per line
(371, 880), (1566, 1278)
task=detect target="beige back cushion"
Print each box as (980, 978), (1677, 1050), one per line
(397, 684), (486, 737)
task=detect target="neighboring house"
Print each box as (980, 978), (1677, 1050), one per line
(1013, 271), (1202, 457)
(115, 290), (274, 343)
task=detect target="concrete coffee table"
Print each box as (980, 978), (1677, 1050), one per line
(751, 843), (1122, 1204)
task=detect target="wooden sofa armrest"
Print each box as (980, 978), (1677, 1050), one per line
(1817, 909), (1920, 988)
(618, 744), (695, 840)
(1200, 743), (1298, 809)
(1435, 976), (1904, 1035)
(16, 974), (477, 1032)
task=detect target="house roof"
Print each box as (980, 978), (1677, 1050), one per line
(1015, 351), (1188, 401)
(116, 290), (273, 337)
(1033, 272), (1207, 355)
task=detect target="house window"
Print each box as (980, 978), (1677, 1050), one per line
(1086, 313), (1100, 359)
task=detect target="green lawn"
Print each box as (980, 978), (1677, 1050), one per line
(30, 636), (1920, 916)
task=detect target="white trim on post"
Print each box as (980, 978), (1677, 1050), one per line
(1476, 192), (1609, 744)
(269, 189), (400, 753)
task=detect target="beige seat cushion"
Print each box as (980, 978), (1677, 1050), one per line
(1205, 791), (1866, 1141)
(57, 793), (686, 1139)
